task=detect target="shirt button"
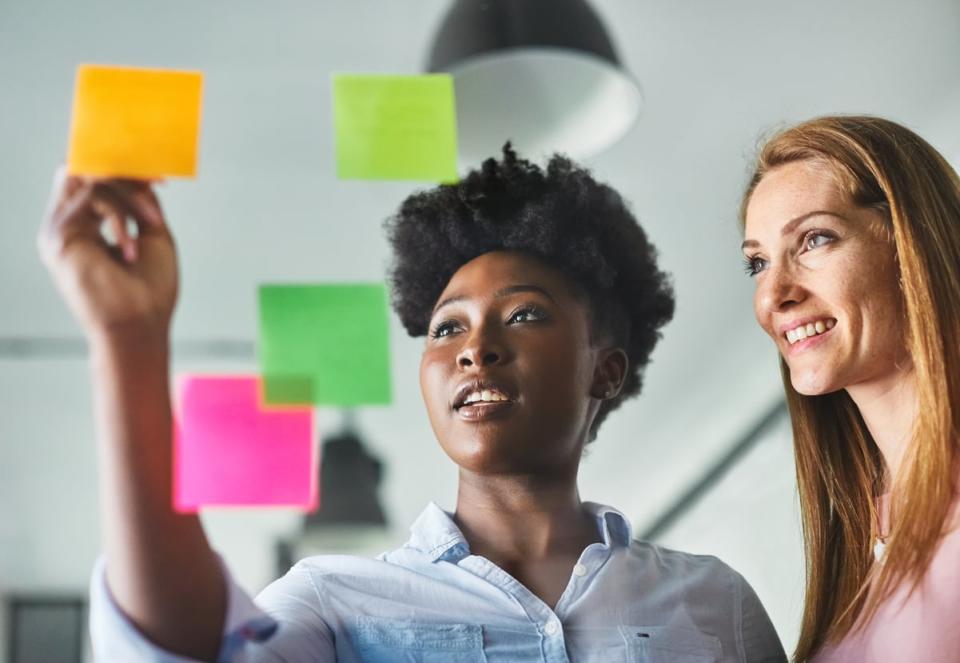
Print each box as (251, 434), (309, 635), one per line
(544, 621), (561, 636)
(572, 563), (587, 577)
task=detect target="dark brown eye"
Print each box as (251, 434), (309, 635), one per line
(508, 305), (545, 324)
(429, 320), (462, 339)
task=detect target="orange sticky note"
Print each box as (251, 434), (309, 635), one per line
(66, 64), (203, 179)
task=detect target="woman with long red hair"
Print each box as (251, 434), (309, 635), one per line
(740, 115), (960, 662)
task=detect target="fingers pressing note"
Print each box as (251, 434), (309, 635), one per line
(39, 167), (168, 267)
(106, 178), (165, 227)
(92, 196), (137, 263)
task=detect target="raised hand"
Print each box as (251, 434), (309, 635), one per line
(38, 167), (226, 660)
(37, 167), (179, 340)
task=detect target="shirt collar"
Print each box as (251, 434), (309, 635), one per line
(405, 501), (633, 563)
(583, 501), (633, 547)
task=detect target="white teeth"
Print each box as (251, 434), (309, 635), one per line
(785, 319), (836, 345)
(462, 388), (509, 406)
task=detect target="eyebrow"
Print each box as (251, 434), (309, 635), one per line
(431, 284), (557, 316)
(741, 210), (842, 251)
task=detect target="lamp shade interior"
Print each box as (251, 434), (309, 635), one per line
(447, 48), (642, 162)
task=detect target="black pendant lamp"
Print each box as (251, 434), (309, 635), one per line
(427, 0), (642, 162)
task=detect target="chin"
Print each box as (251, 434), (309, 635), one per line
(444, 432), (568, 475)
(442, 434), (516, 472)
(789, 369), (841, 397)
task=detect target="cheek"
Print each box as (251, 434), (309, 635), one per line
(419, 352), (449, 414)
(541, 345), (594, 405)
(752, 290), (774, 337)
(840, 255), (903, 342)
(864, 288), (908, 358)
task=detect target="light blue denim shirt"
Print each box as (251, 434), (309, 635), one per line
(90, 502), (786, 662)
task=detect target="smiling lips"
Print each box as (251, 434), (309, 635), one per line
(453, 381), (516, 421)
(783, 318), (836, 345)
(462, 388), (511, 405)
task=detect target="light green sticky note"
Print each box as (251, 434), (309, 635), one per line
(333, 73), (459, 182)
(258, 284), (391, 406)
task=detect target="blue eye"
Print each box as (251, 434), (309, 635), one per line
(742, 256), (767, 277)
(805, 231), (834, 250)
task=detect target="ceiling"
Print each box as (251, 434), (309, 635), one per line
(2, 0), (959, 537)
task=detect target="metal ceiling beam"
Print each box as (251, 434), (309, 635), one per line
(0, 336), (255, 360)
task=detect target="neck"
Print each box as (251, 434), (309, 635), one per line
(453, 469), (599, 563)
(845, 365), (919, 489)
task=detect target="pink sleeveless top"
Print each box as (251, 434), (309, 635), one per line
(813, 494), (960, 663)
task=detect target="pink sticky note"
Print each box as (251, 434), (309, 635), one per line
(173, 375), (318, 512)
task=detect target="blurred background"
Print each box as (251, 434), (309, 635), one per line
(1, 1), (958, 661)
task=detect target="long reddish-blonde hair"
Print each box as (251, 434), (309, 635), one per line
(740, 116), (960, 661)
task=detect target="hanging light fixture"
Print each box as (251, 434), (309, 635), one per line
(275, 413), (391, 574)
(427, 0), (642, 162)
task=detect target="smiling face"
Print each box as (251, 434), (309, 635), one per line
(419, 250), (621, 475)
(742, 160), (910, 395)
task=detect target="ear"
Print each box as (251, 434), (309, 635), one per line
(590, 348), (629, 400)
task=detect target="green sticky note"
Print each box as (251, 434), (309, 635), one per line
(258, 284), (392, 406)
(333, 74), (459, 183)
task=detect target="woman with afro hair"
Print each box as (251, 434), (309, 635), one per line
(40, 146), (785, 662)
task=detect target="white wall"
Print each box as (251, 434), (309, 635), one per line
(0, 354), (800, 660)
(0, 337), (442, 662)
(654, 412), (805, 654)
(3, 0), (958, 660)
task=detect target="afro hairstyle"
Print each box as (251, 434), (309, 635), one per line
(386, 144), (675, 440)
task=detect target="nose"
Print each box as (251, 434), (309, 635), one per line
(456, 326), (506, 369)
(755, 261), (805, 317)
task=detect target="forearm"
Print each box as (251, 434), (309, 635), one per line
(90, 330), (225, 661)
